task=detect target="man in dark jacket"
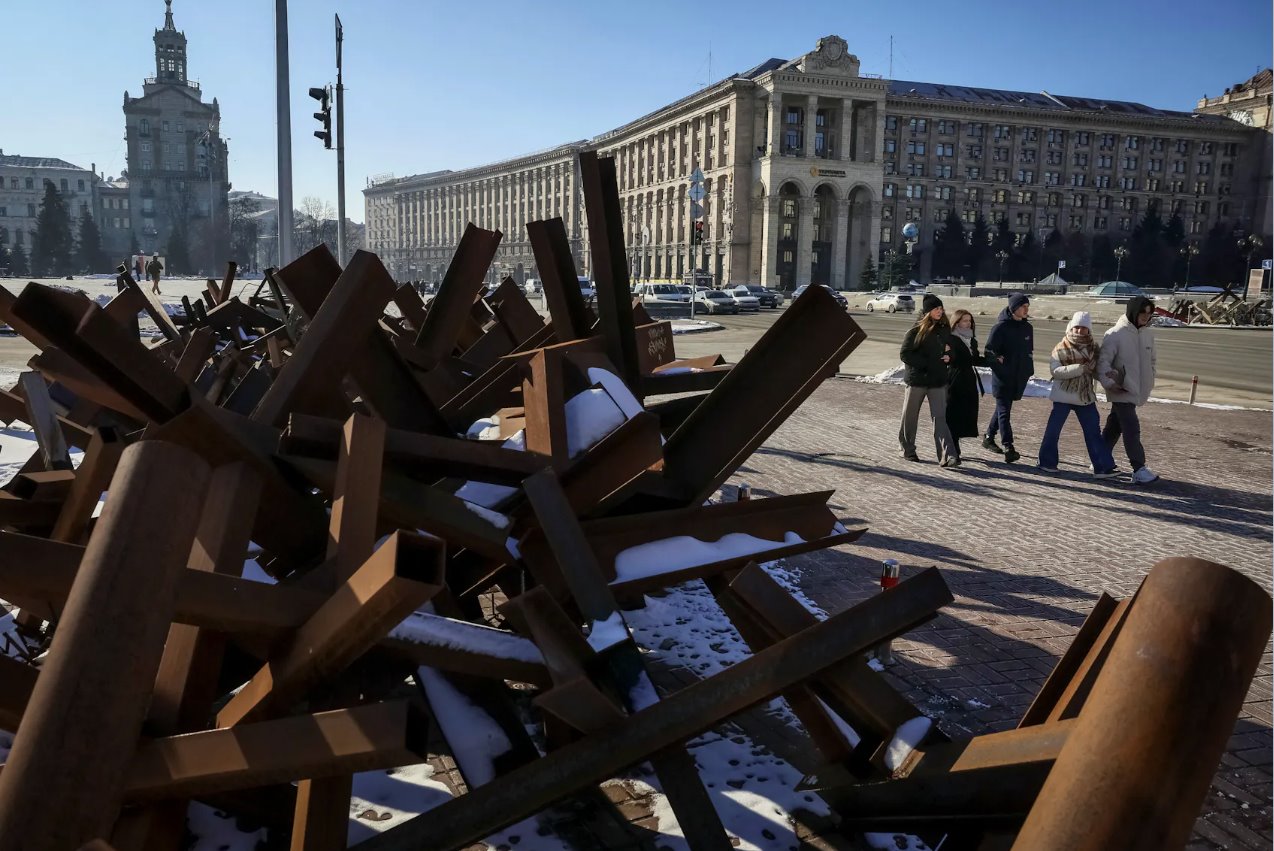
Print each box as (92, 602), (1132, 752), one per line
(982, 292), (1033, 463)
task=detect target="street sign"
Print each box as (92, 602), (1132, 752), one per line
(690, 167), (705, 183)
(1058, 260), (1066, 269)
(688, 185), (706, 202)
(1262, 259), (1272, 271)
(690, 202), (703, 218)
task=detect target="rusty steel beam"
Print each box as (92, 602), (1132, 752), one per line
(632, 321), (676, 377)
(50, 427), (124, 545)
(1018, 593), (1129, 728)
(1012, 557), (1272, 851)
(381, 612), (550, 687)
(13, 286), (189, 423)
(17, 373), (71, 472)
(281, 412), (547, 483)
(120, 274), (183, 343)
(321, 414), (387, 589)
(393, 283), (428, 331)
(216, 531), (446, 727)
(358, 568), (953, 851)
(0, 441), (211, 848)
(272, 245), (341, 319)
(27, 348), (151, 424)
(414, 224), (503, 366)
(638, 364), (733, 397)
(488, 277), (547, 345)
(577, 152), (640, 389)
(173, 326), (217, 384)
(438, 324), (556, 431)
(661, 285), (866, 504)
(522, 348), (570, 468)
(0, 654), (37, 732)
(0, 284), (53, 350)
(526, 217), (592, 341)
(218, 260), (239, 304)
(101, 285), (145, 340)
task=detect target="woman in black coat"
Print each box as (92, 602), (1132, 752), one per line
(898, 295), (958, 466)
(945, 308), (985, 461)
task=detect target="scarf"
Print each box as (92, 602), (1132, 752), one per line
(950, 327), (974, 350)
(1052, 329), (1098, 404)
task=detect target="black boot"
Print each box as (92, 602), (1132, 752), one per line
(982, 436), (1004, 454)
(1003, 445), (1021, 463)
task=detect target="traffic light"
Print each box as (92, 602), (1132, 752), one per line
(309, 86), (332, 148)
(692, 220), (704, 246)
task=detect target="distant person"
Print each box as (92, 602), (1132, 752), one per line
(945, 308), (985, 463)
(1037, 311), (1118, 477)
(146, 253), (164, 295)
(982, 293), (1034, 464)
(898, 294), (959, 466)
(1098, 296), (1159, 484)
(133, 255), (145, 282)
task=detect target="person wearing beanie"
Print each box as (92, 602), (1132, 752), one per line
(1097, 295), (1159, 483)
(898, 294), (959, 466)
(1037, 311), (1118, 476)
(981, 293), (1034, 463)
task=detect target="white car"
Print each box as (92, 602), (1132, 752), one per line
(865, 292), (915, 313)
(723, 289), (761, 311)
(632, 283), (691, 303)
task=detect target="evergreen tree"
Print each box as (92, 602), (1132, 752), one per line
(1127, 202), (1167, 285)
(1163, 212), (1186, 248)
(1091, 235), (1116, 282)
(229, 195), (261, 270)
(931, 211), (966, 280)
(1198, 221), (1243, 288)
(166, 226), (193, 276)
(9, 243), (29, 278)
(966, 215), (991, 283)
(30, 181), (74, 277)
(74, 212), (107, 274)
(1009, 231), (1036, 282)
(0, 245), (9, 275)
(1042, 228), (1064, 280)
(858, 258), (878, 291)
(1063, 230), (1090, 284)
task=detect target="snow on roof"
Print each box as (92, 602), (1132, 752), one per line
(390, 611), (544, 665)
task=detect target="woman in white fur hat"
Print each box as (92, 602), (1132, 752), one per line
(1037, 311), (1118, 477)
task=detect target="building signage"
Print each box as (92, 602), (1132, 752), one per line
(809, 167), (847, 178)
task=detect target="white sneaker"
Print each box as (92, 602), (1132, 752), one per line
(1132, 466), (1160, 484)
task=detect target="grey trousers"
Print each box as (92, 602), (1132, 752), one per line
(899, 385), (957, 461)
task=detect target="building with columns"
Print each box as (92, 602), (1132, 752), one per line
(365, 36), (1263, 288)
(122, 0), (229, 268)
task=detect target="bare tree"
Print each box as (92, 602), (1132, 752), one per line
(296, 196), (338, 256)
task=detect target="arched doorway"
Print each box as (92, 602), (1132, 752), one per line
(845, 185), (873, 290)
(776, 182), (801, 290)
(812, 184), (837, 285)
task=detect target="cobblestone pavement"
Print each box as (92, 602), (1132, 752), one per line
(719, 377), (1272, 850)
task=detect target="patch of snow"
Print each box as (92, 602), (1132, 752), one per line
(627, 670), (661, 712)
(867, 657), (886, 673)
(187, 801), (267, 850)
(884, 716), (933, 773)
(965, 697), (990, 709)
(506, 536), (521, 560)
(415, 667), (511, 788)
(466, 416), (501, 440)
(586, 611), (629, 652)
(462, 501), (511, 530)
(391, 612), (544, 665)
(863, 833), (933, 850)
(564, 387), (626, 458)
(585, 367), (645, 419)
(670, 319), (724, 335)
(653, 366), (703, 375)
(453, 480), (518, 508)
(814, 697), (862, 748)
(240, 557), (278, 585)
(613, 531), (807, 583)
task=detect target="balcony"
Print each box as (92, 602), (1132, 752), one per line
(145, 77), (200, 91)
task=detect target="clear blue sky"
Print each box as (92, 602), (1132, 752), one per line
(6, 0), (1270, 224)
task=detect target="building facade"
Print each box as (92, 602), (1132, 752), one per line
(122, 0), (229, 267)
(0, 153), (101, 258)
(365, 36), (1264, 288)
(1194, 68), (1272, 236)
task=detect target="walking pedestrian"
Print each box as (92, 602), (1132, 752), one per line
(1098, 296), (1159, 484)
(898, 294), (959, 466)
(145, 253), (164, 295)
(944, 308), (984, 463)
(133, 255), (144, 283)
(982, 292), (1034, 463)
(1037, 311), (1118, 477)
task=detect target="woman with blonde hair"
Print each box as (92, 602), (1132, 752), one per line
(899, 294), (958, 466)
(944, 308), (985, 462)
(1038, 311), (1118, 477)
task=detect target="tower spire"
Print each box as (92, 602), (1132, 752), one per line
(163, 0), (175, 31)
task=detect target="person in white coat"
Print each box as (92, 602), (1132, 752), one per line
(1097, 296), (1159, 483)
(1037, 312), (1118, 476)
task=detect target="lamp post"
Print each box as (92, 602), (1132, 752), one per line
(1238, 234), (1264, 299)
(1179, 243), (1199, 291)
(995, 250), (1009, 286)
(884, 248), (898, 290)
(1114, 245), (1129, 283)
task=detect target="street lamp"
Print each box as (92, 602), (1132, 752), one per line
(884, 248), (898, 290)
(1238, 234), (1264, 299)
(995, 250), (1009, 286)
(1179, 243), (1199, 291)
(1114, 245), (1129, 283)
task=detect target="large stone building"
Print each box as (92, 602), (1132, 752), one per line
(0, 152), (101, 259)
(1194, 68), (1272, 235)
(365, 36), (1266, 288)
(122, 0), (229, 268)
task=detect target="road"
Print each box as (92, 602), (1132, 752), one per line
(670, 307), (1273, 408)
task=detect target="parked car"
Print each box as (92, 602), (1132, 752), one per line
(792, 284), (849, 308)
(731, 284), (784, 308)
(1089, 281), (1151, 299)
(723, 288), (761, 311)
(695, 289), (740, 315)
(523, 278), (542, 295)
(632, 283), (691, 303)
(578, 276), (596, 304)
(865, 292), (916, 313)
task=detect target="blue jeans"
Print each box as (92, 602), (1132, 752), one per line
(1038, 402), (1116, 471)
(985, 397), (1014, 447)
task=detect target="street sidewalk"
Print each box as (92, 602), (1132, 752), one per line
(715, 377), (1272, 849)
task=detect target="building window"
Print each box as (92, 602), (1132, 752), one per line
(1095, 175), (1110, 188)
(963, 210), (977, 223)
(1194, 180), (1209, 194)
(1151, 138), (1165, 152)
(24, 178), (34, 190)
(162, 120), (170, 132)
(1219, 162), (1233, 176)
(1195, 201), (1209, 215)
(782, 199), (796, 216)
(1219, 201), (1229, 216)
(1147, 158), (1162, 172)
(1099, 195), (1111, 210)
(906, 140), (925, 155)
(881, 226), (892, 243)
(786, 108), (802, 125)
(1199, 141), (1213, 155)
(1047, 129), (1065, 145)
(1045, 172), (1061, 186)
(884, 139), (897, 153)
(1020, 149), (1037, 163)
(905, 207), (920, 221)
(1017, 170), (1035, 183)
(967, 123), (984, 137)
(1069, 214), (1084, 229)
(1222, 142), (1238, 157)
(784, 130), (800, 152)
(993, 189), (1008, 203)
(1017, 190), (1034, 204)
(1075, 131), (1091, 146)
(884, 160), (897, 175)
(1047, 192), (1061, 207)
(968, 188), (981, 203)
(1190, 220), (1202, 234)
(783, 249), (793, 263)
(937, 185), (953, 200)
(27, 204), (36, 217)
(936, 143), (954, 157)
(933, 208), (947, 223)
(885, 116), (898, 132)
(1197, 161), (1212, 175)
(1119, 217), (1131, 230)
(1046, 150), (1062, 165)
(1146, 178), (1160, 192)
(1122, 156), (1138, 169)
(881, 206), (893, 220)
(1125, 136), (1141, 150)
(905, 184), (925, 199)
(937, 120), (955, 134)
(994, 124), (1012, 140)
(1072, 152), (1088, 166)
(994, 147), (1009, 161)
(1097, 155), (1112, 168)
(1072, 194), (1086, 207)
(935, 164), (953, 178)
(1094, 216), (1107, 229)
(1121, 196), (1138, 211)
(967, 144), (983, 158)
(1175, 139), (1189, 154)
(907, 163), (926, 177)
(176, 121), (184, 133)
(993, 168), (1008, 182)
(966, 166), (981, 179)
(1172, 160), (1186, 174)
(883, 183), (895, 198)
(815, 111), (827, 127)
(909, 117), (927, 133)
(781, 223), (793, 239)
(1023, 127), (1038, 142)
(1170, 179), (1185, 193)
(1099, 133), (1116, 149)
